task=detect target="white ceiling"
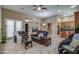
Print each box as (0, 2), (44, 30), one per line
(2, 5), (79, 19)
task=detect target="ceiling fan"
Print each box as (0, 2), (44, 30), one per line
(33, 5), (48, 11)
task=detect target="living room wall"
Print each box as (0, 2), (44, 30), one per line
(1, 8), (42, 43)
(42, 16), (57, 38)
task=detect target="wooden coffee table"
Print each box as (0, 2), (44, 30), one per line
(43, 37), (51, 46)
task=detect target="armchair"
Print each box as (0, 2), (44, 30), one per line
(18, 31), (32, 49)
(58, 33), (79, 54)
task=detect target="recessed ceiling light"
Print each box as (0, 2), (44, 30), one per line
(58, 10), (61, 12)
(71, 5), (77, 8)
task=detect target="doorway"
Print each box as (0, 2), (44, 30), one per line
(25, 24), (28, 34)
(47, 23), (52, 34)
(57, 25), (59, 35)
(6, 20), (14, 39)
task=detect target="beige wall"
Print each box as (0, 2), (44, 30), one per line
(57, 15), (75, 22)
(42, 16), (57, 37)
(3, 8), (27, 20)
(2, 8), (42, 33)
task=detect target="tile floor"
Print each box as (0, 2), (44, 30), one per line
(0, 34), (64, 54)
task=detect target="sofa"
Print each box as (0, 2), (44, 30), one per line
(31, 31), (51, 46)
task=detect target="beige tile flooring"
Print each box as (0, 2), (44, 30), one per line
(0, 35), (64, 54)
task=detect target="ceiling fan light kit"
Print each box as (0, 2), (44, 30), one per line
(37, 6), (41, 10)
(33, 5), (48, 11)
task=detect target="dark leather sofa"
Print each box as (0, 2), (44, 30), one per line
(31, 31), (51, 46)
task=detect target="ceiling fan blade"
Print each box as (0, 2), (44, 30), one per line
(33, 5), (48, 11)
(39, 5), (43, 7)
(33, 8), (37, 10)
(42, 8), (48, 10)
(33, 5), (43, 7)
(33, 5), (38, 7)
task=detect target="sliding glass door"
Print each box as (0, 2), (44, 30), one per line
(6, 20), (14, 38)
(6, 18), (22, 39)
(16, 21), (22, 31)
(15, 21), (22, 39)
